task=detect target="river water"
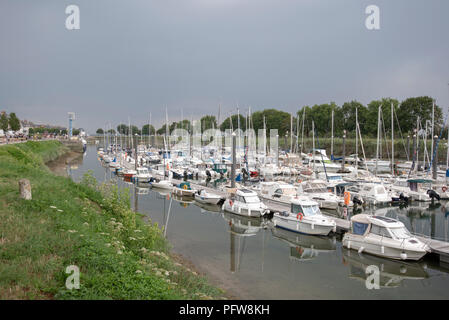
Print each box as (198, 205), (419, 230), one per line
(65, 146), (449, 299)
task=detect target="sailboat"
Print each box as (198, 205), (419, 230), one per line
(151, 135), (173, 190)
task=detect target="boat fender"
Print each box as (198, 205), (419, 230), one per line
(358, 247), (364, 254)
(400, 252), (407, 260)
(347, 240), (351, 249)
(443, 186), (448, 193)
(381, 246), (385, 254)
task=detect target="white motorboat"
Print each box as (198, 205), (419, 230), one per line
(346, 183), (391, 205)
(172, 181), (196, 197)
(151, 179), (173, 190)
(194, 189), (224, 205)
(259, 181), (298, 204)
(388, 178), (432, 202)
(296, 180), (342, 210)
(222, 188), (269, 217)
(272, 197), (337, 236)
(136, 167), (151, 183)
(342, 214), (430, 261)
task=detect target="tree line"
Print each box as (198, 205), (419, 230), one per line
(97, 96), (444, 139)
(0, 112), (21, 132)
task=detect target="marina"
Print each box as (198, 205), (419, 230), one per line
(65, 145), (449, 299)
(2, 0), (449, 303)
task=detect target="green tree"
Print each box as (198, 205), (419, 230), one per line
(0, 112), (8, 132)
(220, 114), (247, 131)
(107, 129), (116, 134)
(200, 115), (217, 132)
(365, 98), (400, 137)
(307, 102), (341, 137)
(142, 124), (156, 135)
(397, 96), (443, 134)
(117, 124), (140, 135)
(340, 101), (368, 136)
(8, 113), (20, 131)
(96, 128), (104, 134)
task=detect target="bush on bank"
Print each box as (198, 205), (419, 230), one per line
(0, 141), (225, 300)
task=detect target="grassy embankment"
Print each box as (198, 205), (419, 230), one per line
(0, 141), (225, 299)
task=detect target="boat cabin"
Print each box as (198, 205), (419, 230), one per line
(407, 179), (433, 192)
(232, 189), (262, 204)
(290, 198), (321, 217)
(349, 214), (413, 240)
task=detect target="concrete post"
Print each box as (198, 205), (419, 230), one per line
(19, 179), (32, 200)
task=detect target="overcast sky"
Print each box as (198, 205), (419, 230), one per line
(1, 0), (448, 133)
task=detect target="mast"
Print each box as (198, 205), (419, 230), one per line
(446, 121), (449, 184)
(431, 100), (435, 170)
(290, 113), (293, 153)
(331, 108), (334, 160)
(391, 102), (394, 176)
(296, 112), (300, 154)
(301, 107), (305, 155)
(312, 121), (315, 174)
(355, 107), (358, 177)
(415, 116), (420, 174)
(375, 104), (381, 176)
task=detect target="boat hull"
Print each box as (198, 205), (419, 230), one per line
(342, 234), (427, 261)
(272, 215), (335, 236)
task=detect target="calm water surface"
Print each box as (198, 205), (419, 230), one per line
(67, 146), (449, 299)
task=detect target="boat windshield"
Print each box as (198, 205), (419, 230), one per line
(389, 227), (412, 239)
(282, 188), (297, 195)
(302, 205), (320, 216)
(244, 195), (261, 204)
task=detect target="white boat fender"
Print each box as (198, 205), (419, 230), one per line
(347, 240), (351, 249)
(311, 223), (315, 230)
(381, 246), (385, 254)
(400, 252), (407, 260)
(358, 247), (364, 254)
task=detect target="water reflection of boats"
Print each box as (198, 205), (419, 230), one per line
(135, 186), (149, 195)
(271, 227), (336, 261)
(172, 194), (194, 207)
(223, 211), (268, 273)
(195, 201), (222, 214)
(222, 211), (266, 236)
(342, 248), (429, 288)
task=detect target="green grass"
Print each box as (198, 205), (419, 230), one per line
(0, 141), (225, 300)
